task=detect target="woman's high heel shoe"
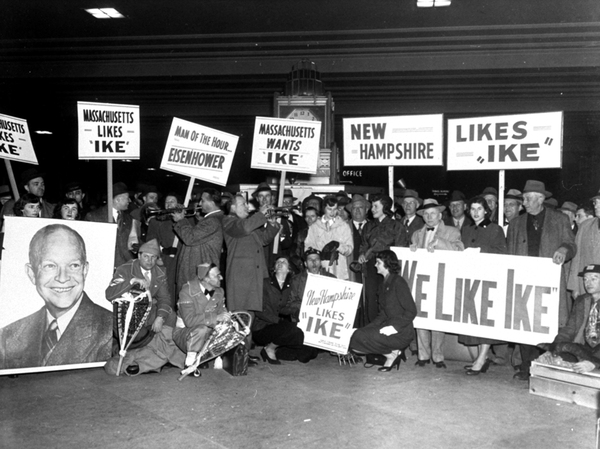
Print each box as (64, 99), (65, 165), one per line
(466, 359), (491, 376)
(378, 351), (406, 372)
(260, 348), (281, 365)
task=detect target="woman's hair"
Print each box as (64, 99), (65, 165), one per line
(371, 194), (394, 217)
(468, 195), (491, 217)
(322, 195), (338, 214)
(303, 206), (320, 218)
(53, 197), (80, 219)
(14, 193), (40, 216)
(376, 249), (400, 274)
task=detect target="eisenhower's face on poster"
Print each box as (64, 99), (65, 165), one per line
(0, 218), (117, 373)
(26, 226), (89, 318)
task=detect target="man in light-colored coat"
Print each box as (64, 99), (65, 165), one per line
(410, 199), (464, 369)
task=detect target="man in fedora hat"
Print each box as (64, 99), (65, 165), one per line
(481, 186), (499, 224)
(558, 201), (578, 233)
(507, 179), (576, 381)
(104, 239), (181, 375)
(85, 182), (139, 268)
(443, 190), (473, 231)
(399, 189), (425, 242)
(410, 199), (464, 369)
(575, 204), (594, 229)
(568, 189), (600, 302)
(502, 189), (523, 234)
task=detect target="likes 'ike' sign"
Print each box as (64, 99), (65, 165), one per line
(343, 114), (444, 167)
(77, 101), (140, 160)
(251, 116), (321, 174)
(0, 113), (38, 164)
(447, 111), (563, 170)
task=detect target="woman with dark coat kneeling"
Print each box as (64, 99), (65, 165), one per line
(350, 250), (417, 371)
(252, 256), (318, 364)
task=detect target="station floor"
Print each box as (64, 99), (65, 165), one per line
(1, 350), (596, 449)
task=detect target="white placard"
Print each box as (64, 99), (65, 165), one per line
(297, 274), (362, 354)
(391, 247), (561, 346)
(251, 116), (321, 174)
(77, 101), (140, 160)
(0, 217), (117, 374)
(160, 117), (239, 186)
(0, 113), (38, 164)
(447, 111), (563, 170)
(343, 114), (444, 166)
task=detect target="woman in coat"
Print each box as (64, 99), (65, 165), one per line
(459, 196), (508, 375)
(305, 195), (353, 280)
(350, 250), (417, 372)
(252, 257), (317, 364)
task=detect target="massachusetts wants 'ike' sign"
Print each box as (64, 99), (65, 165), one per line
(0, 113), (38, 164)
(343, 114), (444, 166)
(77, 101), (140, 160)
(251, 116), (321, 174)
(160, 117), (239, 186)
(447, 111), (563, 171)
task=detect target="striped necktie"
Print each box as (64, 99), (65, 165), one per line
(42, 319), (59, 360)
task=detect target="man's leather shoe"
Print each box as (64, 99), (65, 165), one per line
(434, 361), (447, 369)
(125, 365), (140, 375)
(415, 359), (430, 367)
(513, 370), (530, 381)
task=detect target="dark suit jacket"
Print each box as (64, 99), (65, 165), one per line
(0, 294), (112, 369)
(506, 207), (576, 326)
(403, 215), (425, 242)
(443, 214), (473, 232)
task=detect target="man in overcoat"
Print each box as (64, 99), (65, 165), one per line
(506, 179), (576, 380)
(172, 188), (224, 295)
(410, 199), (464, 369)
(222, 194), (279, 316)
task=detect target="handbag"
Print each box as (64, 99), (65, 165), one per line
(222, 341), (249, 376)
(364, 353), (386, 368)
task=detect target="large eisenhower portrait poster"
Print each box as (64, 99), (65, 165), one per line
(0, 217), (117, 375)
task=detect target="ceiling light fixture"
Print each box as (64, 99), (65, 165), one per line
(34, 130), (53, 135)
(85, 8), (125, 19)
(417, 0), (451, 7)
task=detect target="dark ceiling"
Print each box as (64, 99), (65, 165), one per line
(1, 0), (600, 202)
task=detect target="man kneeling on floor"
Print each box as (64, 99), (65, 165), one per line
(173, 263), (231, 371)
(105, 239), (185, 375)
(540, 264), (600, 374)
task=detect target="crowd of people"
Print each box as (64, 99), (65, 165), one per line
(1, 166), (599, 380)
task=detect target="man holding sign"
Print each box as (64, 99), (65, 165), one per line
(507, 180), (576, 381)
(410, 199), (464, 369)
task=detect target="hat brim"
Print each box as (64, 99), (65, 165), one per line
(345, 201), (371, 213)
(417, 204), (445, 216)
